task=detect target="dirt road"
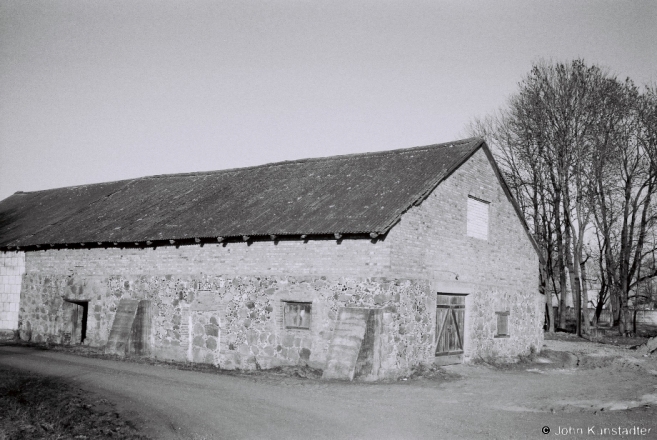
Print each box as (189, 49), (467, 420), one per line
(1, 343), (655, 440)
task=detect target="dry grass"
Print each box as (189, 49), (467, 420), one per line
(405, 362), (461, 381)
(0, 366), (149, 440)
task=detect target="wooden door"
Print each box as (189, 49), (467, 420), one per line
(435, 294), (465, 365)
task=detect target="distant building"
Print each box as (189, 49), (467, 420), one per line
(0, 138), (543, 379)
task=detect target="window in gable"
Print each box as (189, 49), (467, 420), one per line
(495, 311), (509, 338)
(467, 196), (490, 240)
(283, 301), (312, 330)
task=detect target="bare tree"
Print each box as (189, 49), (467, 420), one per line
(468, 61), (657, 336)
(591, 83), (657, 334)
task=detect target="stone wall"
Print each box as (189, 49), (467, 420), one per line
(561, 308), (657, 327)
(0, 251), (25, 330)
(386, 148), (543, 360)
(20, 272), (435, 377)
(15, 146), (543, 373)
(465, 287), (543, 362)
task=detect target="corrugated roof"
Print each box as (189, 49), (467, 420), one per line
(0, 138), (484, 248)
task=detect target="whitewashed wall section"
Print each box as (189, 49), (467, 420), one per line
(0, 251), (25, 330)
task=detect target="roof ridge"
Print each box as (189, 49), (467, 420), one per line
(9, 177), (137, 196)
(137, 137), (482, 180)
(8, 138), (482, 194)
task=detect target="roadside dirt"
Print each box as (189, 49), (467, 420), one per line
(444, 332), (657, 419)
(0, 365), (148, 440)
(1, 335), (656, 439)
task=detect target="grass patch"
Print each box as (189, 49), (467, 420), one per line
(0, 366), (149, 440)
(403, 363), (461, 381)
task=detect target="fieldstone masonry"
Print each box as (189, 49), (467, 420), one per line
(19, 271), (433, 377)
(0, 251), (24, 331)
(14, 147), (544, 378)
(466, 287), (543, 362)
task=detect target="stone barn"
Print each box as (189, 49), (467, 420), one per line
(0, 138), (543, 380)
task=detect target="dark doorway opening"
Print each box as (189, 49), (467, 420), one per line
(63, 299), (89, 344)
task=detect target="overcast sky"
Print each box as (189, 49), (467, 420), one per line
(1, 0), (656, 201)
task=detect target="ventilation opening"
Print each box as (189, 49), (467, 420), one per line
(63, 299), (89, 344)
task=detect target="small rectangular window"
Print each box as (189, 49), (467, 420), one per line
(467, 196), (489, 240)
(283, 301), (312, 329)
(496, 311), (509, 337)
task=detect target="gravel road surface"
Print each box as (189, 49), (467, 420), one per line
(1, 344), (655, 439)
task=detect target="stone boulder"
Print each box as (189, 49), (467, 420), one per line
(19, 321), (31, 341)
(636, 336), (657, 355)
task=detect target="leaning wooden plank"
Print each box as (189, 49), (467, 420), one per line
(105, 299), (139, 356)
(322, 308), (370, 381)
(354, 309), (383, 380)
(129, 300), (152, 356)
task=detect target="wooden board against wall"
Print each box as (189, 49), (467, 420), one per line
(105, 299), (139, 355)
(130, 300), (152, 355)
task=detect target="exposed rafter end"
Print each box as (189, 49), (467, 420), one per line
(113, 242), (118, 246)
(334, 233), (342, 240)
(146, 241), (153, 246)
(270, 235), (277, 240)
(242, 235), (250, 241)
(194, 238), (201, 243)
(216, 236), (224, 242)
(369, 232), (378, 239)
(300, 234), (307, 239)
(169, 239), (175, 244)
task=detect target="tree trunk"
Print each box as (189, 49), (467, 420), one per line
(619, 297), (629, 336)
(554, 200), (569, 330)
(545, 289), (555, 333)
(594, 296), (605, 325)
(564, 247), (582, 336)
(580, 257), (591, 334)
(608, 289), (617, 325)
(539, 259), (555, 333)
(563, 212), (582, 336)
